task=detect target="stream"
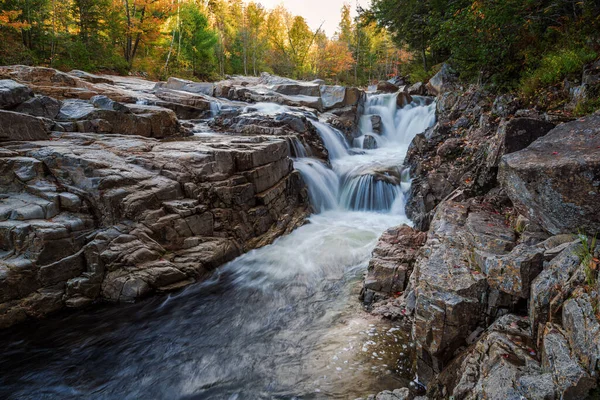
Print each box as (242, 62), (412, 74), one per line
(0, 93), (436, 400)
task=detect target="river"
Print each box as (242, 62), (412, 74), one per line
(0, 93), (435, 400)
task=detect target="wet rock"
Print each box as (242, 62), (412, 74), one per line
(362, 135), (378, 150)
(407, 82), (425, 96)
(499, 114), (600, 235)
(0, 79), (33, 108)
(371, 115), (382, 134)
(542, 324), (597, 399)
(487, 118), (555, 167)
(0, 110), (49, 142)
(159, 77), (215, 96)
(376, 81), (399, 93)
(90, 95), (131, 113)
(14, 95), (62, 119)
(320, 85), (346, 109)
(426, 64), (457, 96)
(0, 132), (309, 328)
(362, 225), (426, 305)
(396, 92), (413, 108)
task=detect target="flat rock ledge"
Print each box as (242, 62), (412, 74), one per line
(0, 133), (309, 329)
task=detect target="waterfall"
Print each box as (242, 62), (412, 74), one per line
(294, 158), (340, 213)
(310, 120), (349, 160)
(293, 92), (436, 216)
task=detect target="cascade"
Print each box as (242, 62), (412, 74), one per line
(295, 92), (436, 215)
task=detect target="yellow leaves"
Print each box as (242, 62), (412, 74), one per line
(0, 10), (30, 30)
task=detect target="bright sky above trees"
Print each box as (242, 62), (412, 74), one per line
(245, 0), (370, 37)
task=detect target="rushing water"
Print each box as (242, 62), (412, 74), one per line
(0, 93), (435, 400)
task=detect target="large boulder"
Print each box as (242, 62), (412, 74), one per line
(499, 114), (600, 235)
(0, 79), (33, 109)
(426, 64), (457, 96)
(320, 85), (346, 109)
(376, 81), (399, 93)
(0, 110), (48, 142)
(486, 118), (555, 167)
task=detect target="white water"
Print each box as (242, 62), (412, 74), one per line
(297, 93), (436, 216)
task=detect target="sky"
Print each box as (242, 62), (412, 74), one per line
(245, 0), (371, 37)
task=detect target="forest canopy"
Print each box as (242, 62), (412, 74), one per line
(0, 0), (407, 85)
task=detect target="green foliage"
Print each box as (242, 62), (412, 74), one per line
(574, 98), (600, 117)
(522, 48), (598, 97)
(576, 232), (598, 287)
(176, 5), (217, 79)
(370, 0), (600, 89)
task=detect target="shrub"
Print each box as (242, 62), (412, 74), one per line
(522, 48), (597, 97)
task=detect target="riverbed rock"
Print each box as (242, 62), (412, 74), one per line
(0, 110), (48, 142)
(0, 79), (33, 108)
(407, 82), (425, 96)
(320, 85), (346, 109)
(377, 81), (399, 93)
(361, 225), (427, 305)
(499, 114), (600, 235)
(14, 95), (62, 119)
(0, 132), (310, 328)
(56, 99), (181, 138)
(159, 77), (215, 96)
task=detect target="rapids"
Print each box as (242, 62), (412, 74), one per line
(0, 93), (435, 400)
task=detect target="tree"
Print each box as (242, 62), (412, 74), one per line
(177, 3), (217, 78)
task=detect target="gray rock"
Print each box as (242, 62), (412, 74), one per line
(430, 314), (556, 400)
(161, 77), (215, 96)
(362, 135), (378, 150)
(499, 114), (600, 235)
(562, 293), (600, 375)
(0, 110), (48, 142)
(0, 79), (33, 109)
(407, 82), (425, 96)
(14, 95), (62, 119)
(90, 95), (130, 113)
(530, 241), (583, 339)
(487, 118), (555, 167)
(362, 225), (426, 304)
(426, 64), (457, 95)
(320, 85), (346, 109)
(542, 324), (596, 399)
(371, 115), (382, 133)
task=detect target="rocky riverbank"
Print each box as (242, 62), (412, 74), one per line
(1, 66), (370, 329)
(361, 64), (600, 399)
